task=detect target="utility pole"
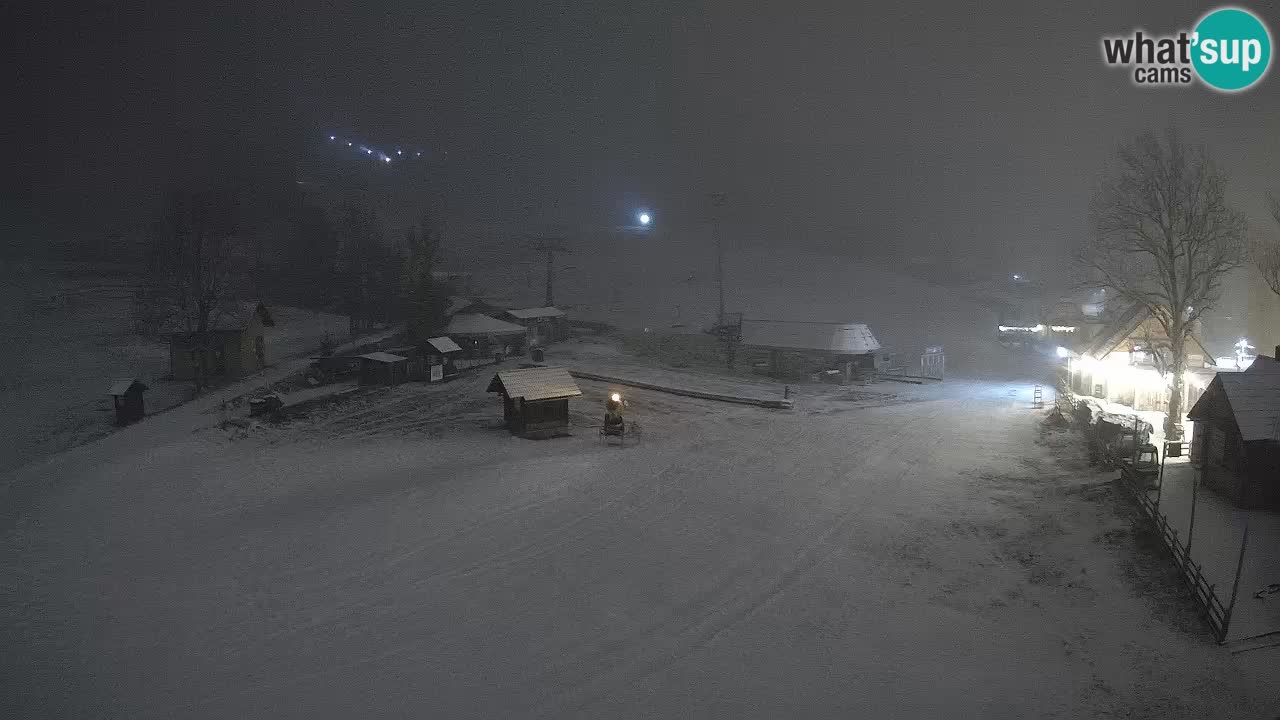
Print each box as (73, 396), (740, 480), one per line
(709, 192), (728, 326)
(529, 236), (572, 307)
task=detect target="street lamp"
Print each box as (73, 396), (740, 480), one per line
(637, 212), (651, 226)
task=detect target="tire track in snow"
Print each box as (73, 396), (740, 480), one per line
(537, 405), (941, 716)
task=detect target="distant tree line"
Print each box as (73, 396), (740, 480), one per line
(133, 160), (452, 389)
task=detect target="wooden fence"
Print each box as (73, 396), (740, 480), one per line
(1117, 471), (1231, 642)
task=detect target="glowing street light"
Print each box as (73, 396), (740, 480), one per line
(329, 135), (336, 141)
(638, 212), (651, 226)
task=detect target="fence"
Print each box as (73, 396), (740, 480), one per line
(1114, 441), (1252, 644)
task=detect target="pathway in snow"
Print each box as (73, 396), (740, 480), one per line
(1, 375), (1277, 718)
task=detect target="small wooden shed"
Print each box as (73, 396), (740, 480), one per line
(487, 366), (582, 438)
(425, 336), (463, 381)
(358, 352), (409, 386)
(108, 378), (148, 425)
(1187, 356), (1280, 509)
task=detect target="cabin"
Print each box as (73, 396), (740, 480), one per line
(358, 352), (409, 385)
(739, 320), (881, 382)
(424, 336), (463, 381)
(445, 313), (528, 358)
(167, 302), (275, 381)
(108, 378), (147, 425)
(1187, 353), (1280, 509)
(504, 307), (568, 346)
(487, 366), (582, 438)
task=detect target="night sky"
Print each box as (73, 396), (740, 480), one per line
(7, 0), (1280, 279)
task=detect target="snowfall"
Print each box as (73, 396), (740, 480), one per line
(3, 248), (1279, 718)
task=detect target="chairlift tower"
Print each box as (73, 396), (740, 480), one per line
(528, 235), (573, 307)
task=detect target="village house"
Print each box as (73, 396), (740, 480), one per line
(1066, 303), (1215, 415)
(739, 320), (881, 382)
(503, 307), (568, 347)
(445, 313), (528, 358)
(167, 302), (274, 381)
(1187, 351), (1280, 509)
(487, 366), (582, 438)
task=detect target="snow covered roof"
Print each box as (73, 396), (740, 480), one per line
(505, 307), (565, 320)
(740, 320), (880, 355)
(1083, 303), (1213, 364)
(487, 366), (582, 401)
(426, 336), (462, 354)
(445, 313), (527, 336)
(108, 378), (147, 396)
(358, 352), (407, 364)
(1189, 370), (1280, 442)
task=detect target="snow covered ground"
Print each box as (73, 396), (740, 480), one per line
(0, 261), (346, 474)
(2, 356), (1277, 718)
(1146, 461), (1280, 641)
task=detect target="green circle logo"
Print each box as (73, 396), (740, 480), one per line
(1192, 7), (1272, 91)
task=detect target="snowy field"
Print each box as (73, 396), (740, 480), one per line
(0, 261), (346, 474)
(3, 347), (1277, 718)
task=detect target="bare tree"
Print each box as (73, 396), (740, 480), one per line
(1250, 193), (1280, 297)
(1082, 129), (1246, 438)
(135, 185), (249, 391)
(401, 214), (451, 343)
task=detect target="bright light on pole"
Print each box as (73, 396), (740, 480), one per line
(638, 212), (651, 226)
(1056, 346), (1070, 358)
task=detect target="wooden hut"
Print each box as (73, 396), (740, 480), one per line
(739, 320), (881, 382)
(487, 366), (582, 438)
(504, 307), (568, 346)
(1187, 355), (1280, 509)
(108, 378), (147, 425)
(425, 336), (463, 381)
(357, 352), (409, 386)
